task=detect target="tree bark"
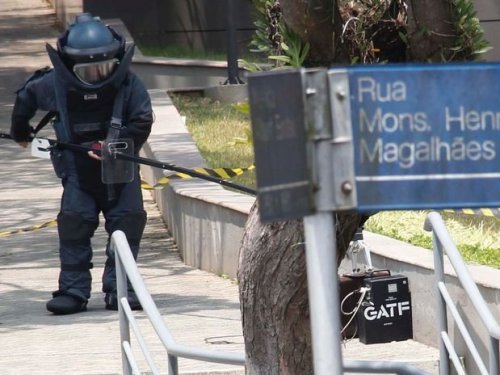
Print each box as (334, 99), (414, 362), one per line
(406, 0), (455, 61)
(238, 203), (311, 375)
(280, 0), (349, 65)
(238, 202), (368, 374)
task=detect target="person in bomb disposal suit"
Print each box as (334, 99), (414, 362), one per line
(10, 13), (153, 314)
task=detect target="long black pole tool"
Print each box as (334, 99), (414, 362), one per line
(111, 150), (256, 195)
(1, 133), (256, 195)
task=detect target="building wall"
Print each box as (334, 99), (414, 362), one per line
(83, 0), (256, 55)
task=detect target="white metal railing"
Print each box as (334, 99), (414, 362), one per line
(110, 230), (246, 375)
(112, 228), (437, 375)
(424, 212), (500, 375)
(112, 228), (435, 375)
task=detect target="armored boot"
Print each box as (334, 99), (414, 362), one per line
(49, 211), (97, 315)
(104, 290), (142, 311)
(46, 293), (87, 315)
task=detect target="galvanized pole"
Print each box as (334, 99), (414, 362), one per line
(168, 354), (179, 375)
(116, 244), (132, 375)
(303, 212), (344, 375)
(488, 336), (499, 375)
(427, 217), (450, 375)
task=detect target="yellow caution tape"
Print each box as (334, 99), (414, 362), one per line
(443, 208), (500, 218)
(0, 219), (57, 238)
(141, 164), (255, 190)
(0, 207), (495, 241)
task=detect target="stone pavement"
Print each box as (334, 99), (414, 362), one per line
(0, 1), (439, 374)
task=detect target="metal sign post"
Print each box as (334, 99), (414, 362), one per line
(248, 69), (347, 374)
(303, 212), (344, 375)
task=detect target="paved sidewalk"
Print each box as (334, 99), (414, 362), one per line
(0, 195), (246, 374)
(0, 2), (245, 374)
(0, 1), (439, 374)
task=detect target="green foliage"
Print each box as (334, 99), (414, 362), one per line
(233, 101), (250, 115)
(249, 1), (284, 58)
(230, 102), (253, 146)
(365, 211), (499, 268)
(170, 94), (256, 190)
(241, 0), (310, 70)
(459, 244), (500, 268)
(238, 1), (310, 147)
(447, 0), (492, 60)
(275, 31), (310, 68)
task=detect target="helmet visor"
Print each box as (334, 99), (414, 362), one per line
(73, 59), (118, 84)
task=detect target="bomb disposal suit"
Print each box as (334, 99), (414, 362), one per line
(10, 13), (153, 315)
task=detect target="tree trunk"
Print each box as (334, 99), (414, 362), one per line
(238, 203), (311, 375)
(280, 0), (350, 65)
(239, 1), (461, 373)
(406, 0), (455, 61)
(238, 202), (368, 374)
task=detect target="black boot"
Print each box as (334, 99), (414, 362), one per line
(46, 294), (87, 315)
(105, 290), (142, 311)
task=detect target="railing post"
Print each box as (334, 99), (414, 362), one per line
(427, 215), (450, 375)
(303, 212), (344, 375)
(488, 336), (499, 375)
(168, 354), (179, 375)
(115, 236), (132, 375)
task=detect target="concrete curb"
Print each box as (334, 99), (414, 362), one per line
(140, 90), (254, 280)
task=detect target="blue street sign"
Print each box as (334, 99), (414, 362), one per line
(340, 62), (500, 212)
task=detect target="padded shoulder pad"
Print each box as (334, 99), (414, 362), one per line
(16, 66), (53, 92)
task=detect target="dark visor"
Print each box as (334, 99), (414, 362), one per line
(73, 58), (118, 85)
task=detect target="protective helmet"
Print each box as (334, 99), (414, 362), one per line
(58, 13), (125, 85)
